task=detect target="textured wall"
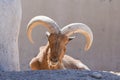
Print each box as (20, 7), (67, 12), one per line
(0, 0), (21, 71)
(19, 0), (120, 71)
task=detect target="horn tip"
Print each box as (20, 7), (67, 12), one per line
(30, 40), (34, 44)
(84, 45), (91, 51)
(84, 48), (89, 51)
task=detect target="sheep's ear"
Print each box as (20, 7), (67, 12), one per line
(68, 36), (75, 41)
(46, 32), (50, 38)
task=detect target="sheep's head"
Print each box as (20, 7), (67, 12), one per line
(27, 16), (93, 67)
(47, 33), (70, 66)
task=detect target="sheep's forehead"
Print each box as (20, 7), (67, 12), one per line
(48, 33), (68, 44)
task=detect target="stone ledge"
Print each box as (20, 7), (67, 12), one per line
(0, 70), (120, 80)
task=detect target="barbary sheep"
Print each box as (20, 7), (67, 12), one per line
(27, 16), (93, 70)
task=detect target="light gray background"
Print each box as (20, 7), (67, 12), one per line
(19, 0), (120, 71)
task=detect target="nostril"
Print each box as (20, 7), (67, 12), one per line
(50, 58), (58, 62)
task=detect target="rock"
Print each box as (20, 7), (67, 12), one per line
(90, 72), (102, 79)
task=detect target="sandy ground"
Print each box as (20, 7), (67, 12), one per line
(0, 70), (120, 80)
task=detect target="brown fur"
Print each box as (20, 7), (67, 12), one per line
(29, 33), (90, 70)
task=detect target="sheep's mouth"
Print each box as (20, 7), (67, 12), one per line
(49, 61), (59, 66)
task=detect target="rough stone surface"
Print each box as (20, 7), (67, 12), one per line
(0, 70), (119, 80)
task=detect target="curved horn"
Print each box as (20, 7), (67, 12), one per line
(27, 16), (60, 43)
(61, 23), (93, 51)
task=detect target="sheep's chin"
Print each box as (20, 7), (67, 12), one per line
(49, 61), (59, 67)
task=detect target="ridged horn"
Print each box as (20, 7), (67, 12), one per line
(61, 23), (93, 51)
(27, 16), (60, 43)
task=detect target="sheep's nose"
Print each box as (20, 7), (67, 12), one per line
(50, 58), (58, 63)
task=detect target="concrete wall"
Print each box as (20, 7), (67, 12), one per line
(19, 0), (120, 71)
(0, 0), (21, 71)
